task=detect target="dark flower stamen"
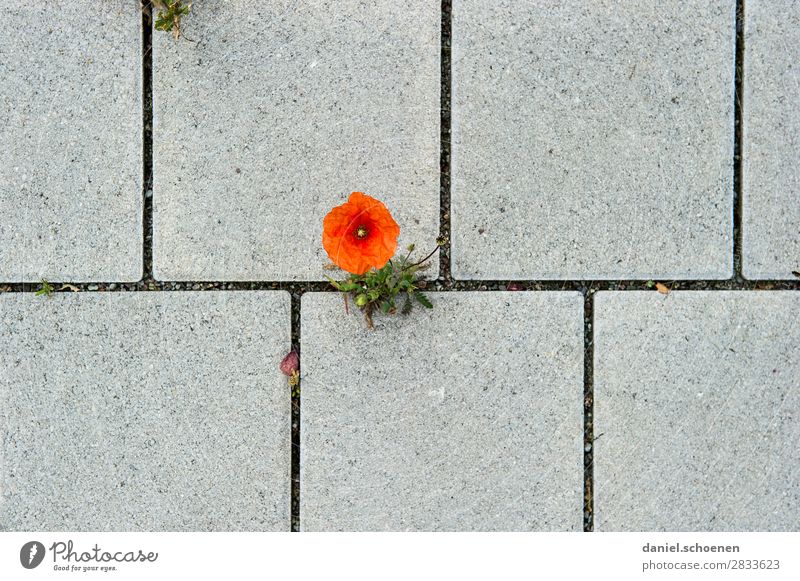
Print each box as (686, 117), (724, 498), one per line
(355, 226), (369, 240)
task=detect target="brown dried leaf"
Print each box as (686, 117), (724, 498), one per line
(655, 282), (670, 295)
(59, 284), (80, 292)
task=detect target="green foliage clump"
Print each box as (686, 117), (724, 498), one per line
(152, 1), (192, 40)
(328, 241), (445, 329)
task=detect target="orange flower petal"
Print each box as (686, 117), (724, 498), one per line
(322, 192), (400, 275)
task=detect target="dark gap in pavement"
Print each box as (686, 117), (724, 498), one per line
(583, 292), (595, 531)
(439, 0), (452, 283)
(2, 279), (798, 293)
(733, 0), (745, 280)
(141, 4), (154, 283)
(290, 292), (301, 531)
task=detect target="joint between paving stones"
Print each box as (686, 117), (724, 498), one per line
(2, 279), (798, 294)
(142, 4), (154, 283)
(733, 0), (745, 280)
(439, 0), (453, 284)
(583, 292), (594, 531)
(290, 292), (301, 532)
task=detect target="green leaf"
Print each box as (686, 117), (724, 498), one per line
(325, 276), (344, 291)
(326, 276), (362, 293)
(380, 300), (392, 314)
(36, 279), (53, 297)
(414, 292), (433, 309)
(341, 282), (361, 292)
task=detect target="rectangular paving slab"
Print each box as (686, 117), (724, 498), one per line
(594, 291), (799, 531)
(153, 1), (439, 281)
(451, 0), (735, 280)
(300, 291), (584, 531)
(0, 0), (142, 282)
(0, 291), (291, 531)
(742, 1), (800, 279)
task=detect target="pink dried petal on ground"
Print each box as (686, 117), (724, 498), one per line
(280, 350), (299, 376)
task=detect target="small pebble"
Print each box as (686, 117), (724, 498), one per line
(88, 284), (98, 291)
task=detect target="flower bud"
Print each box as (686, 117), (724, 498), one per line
(355, 294), (369, 307)
(280, 350), (299, 376)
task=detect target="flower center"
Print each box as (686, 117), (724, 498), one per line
(355, 225), (369, 240)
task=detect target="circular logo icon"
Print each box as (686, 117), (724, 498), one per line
(20, 541), (45, 569)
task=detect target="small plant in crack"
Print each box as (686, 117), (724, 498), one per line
(35, 279), (54, 297)
(322, 192), (444, 329)
(150, 0), (192, 40)
(327, 246), (442, 328)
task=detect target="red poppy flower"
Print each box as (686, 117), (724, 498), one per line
(322, 192), (400, 275)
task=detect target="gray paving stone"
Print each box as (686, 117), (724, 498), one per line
(0, 292), (291, 531)
(0, 0), (142, 282)
(153, 1), (439, 281)
(300, 292), (583, 531)
(743, 1), (800, 279)
(594, 291), (800, 531)
(452, 0), (735, 280)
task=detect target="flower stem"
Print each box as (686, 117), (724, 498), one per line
(404, 244), (441, 271)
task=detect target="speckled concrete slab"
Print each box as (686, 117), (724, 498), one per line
(743, 1), (800, 279)
(0, 0), (142, 282)
(0, 292), (291, 531)
(300, 292), (583, 531)
(594, 291), (800, 531)
(451, 0), (735, 279)
(153, 1), (439, 281)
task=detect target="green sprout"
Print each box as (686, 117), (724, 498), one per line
(35, 279), (54, 297)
